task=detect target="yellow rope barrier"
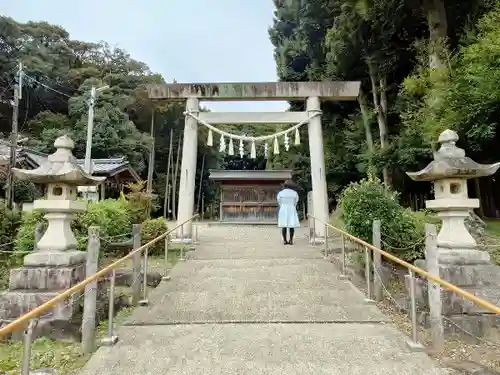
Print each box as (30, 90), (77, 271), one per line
(308, 214), (500, 315)
(0, 214), (199, 338)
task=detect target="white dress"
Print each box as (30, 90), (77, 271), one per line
(277, 188), (300, 228)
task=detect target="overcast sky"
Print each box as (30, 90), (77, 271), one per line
(0, 0), (288, 112)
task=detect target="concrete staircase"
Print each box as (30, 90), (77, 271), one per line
(78, 225), (452, 374)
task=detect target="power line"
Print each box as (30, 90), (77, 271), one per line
(22, 74), (72, 98)
(0, 139), (43, 156)
(0, 77), (15, 100)
(0, 65), (24, 100)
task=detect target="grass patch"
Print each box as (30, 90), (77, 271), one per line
(100, 245), (185, 271)
(0, 307), (134, 374)
(482, 219), (500, 265)
(0, 254), (22, 291)
(0, 247), (185, 374)
(329, 211), (345, 230)
(484, 219), (500, 238)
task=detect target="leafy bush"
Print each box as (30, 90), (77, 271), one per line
(0, 204), (23, 288)
(13, 180), (42, 203)
(15, 199), (132, 254)
(0, 202), (22, 245)
(75, 199), (132, 250)
(123, 181), (159, 224)
(338, 177), (427, 262)
(14, 210), (45, 255)
(141, 217), (168, 256)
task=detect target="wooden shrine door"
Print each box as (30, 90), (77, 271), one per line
(220, 184), (280, 223)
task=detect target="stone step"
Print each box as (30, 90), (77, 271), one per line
(124, 258), (388, 325)
(78, 324), (450, 375)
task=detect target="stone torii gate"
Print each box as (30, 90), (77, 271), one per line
(147, 82), (360, 241)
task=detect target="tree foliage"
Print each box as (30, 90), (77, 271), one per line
(269, 0), (500, 215)
(4, 0), (500, 222)
(0, 17), (228, 217)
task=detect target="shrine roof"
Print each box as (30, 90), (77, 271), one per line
(209, 169), (292, 181)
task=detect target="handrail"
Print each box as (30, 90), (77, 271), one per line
(0, 214), (199, 338)
(308, 213), (500, 315)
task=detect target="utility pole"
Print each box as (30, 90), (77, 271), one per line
(83, 86), (96, 175)
(5, 86), (19, 209)
(146, 110), (155, 217)
(163, 128), (173, 219)
(5, 62), (22, 209)
(84, 85), (109, 174)
(82, 85), (108, 201)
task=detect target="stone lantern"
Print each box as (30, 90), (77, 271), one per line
(407, 129), (500, 335)
(407, 129), (500, 263)
(0, 135), (105, 339)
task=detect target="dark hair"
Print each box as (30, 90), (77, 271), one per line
(283, 179), (295, 189)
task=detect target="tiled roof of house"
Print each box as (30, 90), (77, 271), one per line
(0, 142), (140, 181)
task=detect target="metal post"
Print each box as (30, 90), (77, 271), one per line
(372, 220), (382, 301)
(139, 247), (149, 306)
(311, 218), (316, 245)
(21, 318), (39, 375)
(131, 224), (141, 305)
(194, 218), (199, 243)
(179, 225), (185, 261)
(406, 269), (425, 351)
(339, 235), (349, 280)
(323, 224), (328, 258)
(162, 234), (171, 281)
(364, 247), (374, 303)
(101, 270), (118, 346)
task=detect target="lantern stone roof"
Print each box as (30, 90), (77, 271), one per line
(406, 129), (500, 182)
(12, 135), (105, 185)
(0, 139), (140, 182)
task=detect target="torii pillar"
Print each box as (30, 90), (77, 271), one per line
(147, 82), (361, 241)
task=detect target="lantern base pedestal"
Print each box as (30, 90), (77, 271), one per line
(413, 251), (500, 338)
(0, 261), (85, 341)
(23, 250), (86, 267)
(435, 248), (491, 265)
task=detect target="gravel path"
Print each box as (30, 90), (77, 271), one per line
(78, 224), (451, 375)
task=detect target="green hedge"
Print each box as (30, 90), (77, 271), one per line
(13, 199), (167, 255)
(338, 177), (432, 262)
(141, 217), (168, 256)
(75, 199), (132, 250)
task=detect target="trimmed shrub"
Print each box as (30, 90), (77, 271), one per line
(76, 199), (132, 249)
(15, 199), (132, 254)
(338, 177), (427, 262)
(141, 217), (168, 256)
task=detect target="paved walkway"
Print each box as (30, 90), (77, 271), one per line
(78, 225), (450, 375)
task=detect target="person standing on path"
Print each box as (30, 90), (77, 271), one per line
(277, 179), (300, 245)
